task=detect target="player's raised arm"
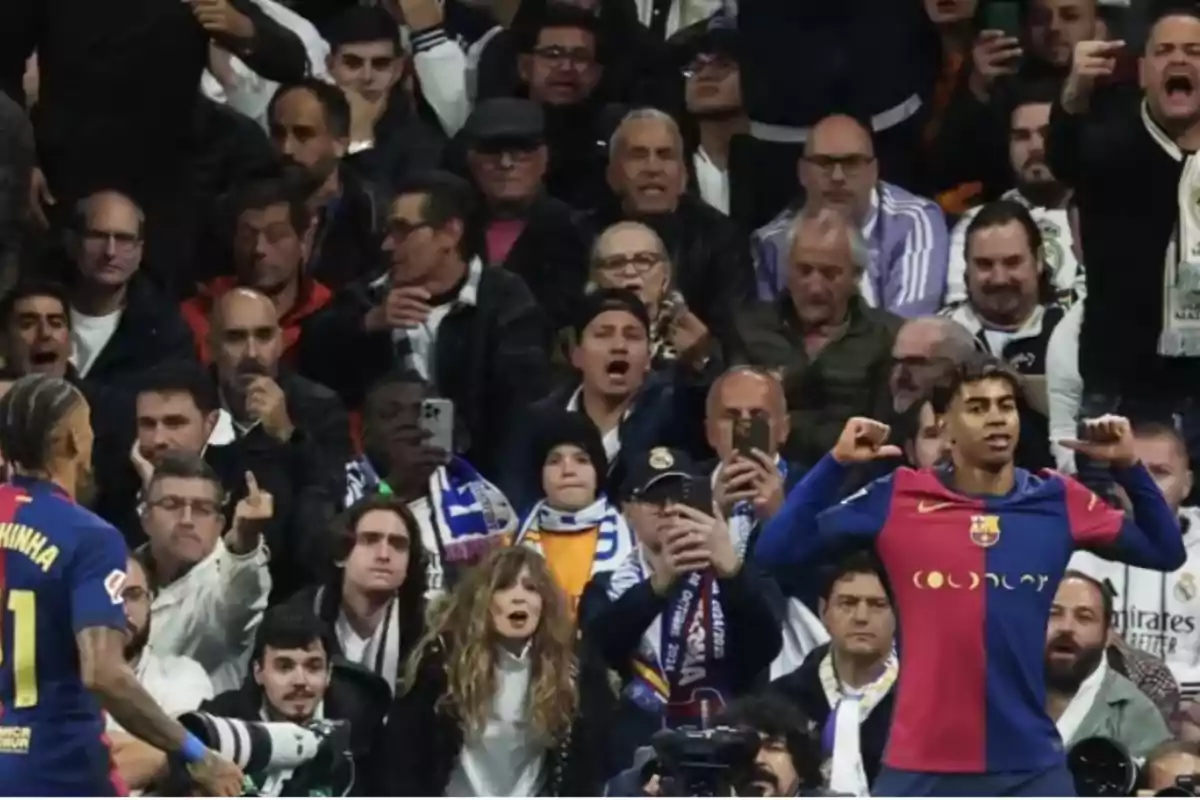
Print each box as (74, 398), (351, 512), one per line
(1059, 415), (1187, 570)
(754, 417), (901, 567)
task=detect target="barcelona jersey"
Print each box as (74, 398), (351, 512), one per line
(0, 477), (129, 795)
(756, 456), (1185, 775)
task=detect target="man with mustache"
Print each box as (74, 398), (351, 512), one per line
(947, 82), (1082, 307)
(1045, 572), (1170, 758)
(941, 198), (1064, 469)
(106, 555), (215, 793)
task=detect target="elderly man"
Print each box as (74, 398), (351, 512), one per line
(752, 114), (949, 318)
(729, 206), (900, 467)
(578, 107), (755, 343)
(888, 315), (979, 416)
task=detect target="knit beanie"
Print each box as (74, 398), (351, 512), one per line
(532, 410), (609, 494)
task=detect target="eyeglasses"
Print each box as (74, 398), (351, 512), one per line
(802, 154), (875, 176)
(148, 495), (220, 519)
(594, 252), (665, 274)
(82, 229), (140, 252)
(532, 45), (593, 67)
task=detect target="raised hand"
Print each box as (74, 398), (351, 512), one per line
(1063, 40), (1125, 113)
(969, 30), (1023, 101)
(243, 376), (294, 442)
(1058, 414), (1137, 469)
(227, 472), (273, 551)
(670, 504), (740, 578)
(129, 440), (155, 489)
(186, 0), (254, 39)
(831, 417), (903, 465)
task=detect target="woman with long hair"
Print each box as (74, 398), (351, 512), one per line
(376, 546), (609, 796)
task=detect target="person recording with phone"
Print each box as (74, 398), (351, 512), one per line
(580, 446), (784, 772)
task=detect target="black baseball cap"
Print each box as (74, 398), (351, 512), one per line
(573, 288), (651, 339)
(463, 98), (545, 148)
(619, 447), (702, 503)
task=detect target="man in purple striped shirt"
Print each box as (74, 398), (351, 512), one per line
(752, 114), (950, 318)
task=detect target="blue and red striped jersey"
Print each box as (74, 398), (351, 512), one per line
(0, 477), (129, 794)
(756, 456), (1185, 775)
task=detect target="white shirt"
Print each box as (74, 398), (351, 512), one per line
(693, 148), (729, 215)
(108, 647), (213, 733)
(69, 306), (121, 378)
(566, 386), (622, 462)
(445, 646), (544, 797)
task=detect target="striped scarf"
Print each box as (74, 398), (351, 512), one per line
(819, 649), (898, 797)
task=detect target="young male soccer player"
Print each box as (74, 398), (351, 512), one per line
(755, 354), (1186, 796)
(0, 375), (244, 796)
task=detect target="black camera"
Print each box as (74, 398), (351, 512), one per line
(1067, 737), (1139, 797)
(651, 725), (761, 797)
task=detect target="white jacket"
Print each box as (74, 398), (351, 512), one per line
(1045, 300), (1084, 473)
(146, 538), (272, 694)
(1069, 507), (1200, 698)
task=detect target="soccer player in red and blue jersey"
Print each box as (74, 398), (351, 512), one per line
(0, 374), (244, 796)
(755, 355), (1186, 796)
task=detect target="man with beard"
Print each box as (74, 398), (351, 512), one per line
(753, 114), (949, 319)
(0, 376), (244, 796)
(182, 177), (332, 366)
(209, 288), (351, 598)
(947, 82), (1083, 308)
(267, 79), (385, 289)
(1045, 572), (1169, 758)
(107, 555), (214, 793)
(941, 199), (1064, 469)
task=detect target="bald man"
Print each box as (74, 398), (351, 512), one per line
(65, 189), (195, 383)
(208, 287), (352, 598)
(889, 316), (978, 414)
(751, 114), (950, 319)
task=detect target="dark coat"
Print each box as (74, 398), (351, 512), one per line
(375, 636), (613, 796)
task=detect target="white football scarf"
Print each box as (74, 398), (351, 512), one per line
(819, 650), (899, 797)
(515, 495), (635, 576)
(1140, 101), (1200, 356)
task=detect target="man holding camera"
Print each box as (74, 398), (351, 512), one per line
(580, 447), (784, 771)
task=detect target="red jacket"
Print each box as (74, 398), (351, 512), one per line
(180, 276), (332, 365)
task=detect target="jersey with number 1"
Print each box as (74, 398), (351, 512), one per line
(0, 477), (129, 794)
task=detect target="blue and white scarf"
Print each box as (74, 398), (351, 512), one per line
(711, 457), (789, 546)
(344, 456), (515, 591)
(607, 529), (751, 728)
(515, 496), (635, 570)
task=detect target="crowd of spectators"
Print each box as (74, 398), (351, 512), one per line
(4, 0), (1200, 794)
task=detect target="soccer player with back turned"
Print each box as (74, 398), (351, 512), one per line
(0, 374), (244, 796)
(755, 353), (1187, 796)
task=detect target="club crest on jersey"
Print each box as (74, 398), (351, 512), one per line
(104, 570), (127, 605)
(969, 514), (1001, 548)
(1177, 573), (1197, 603)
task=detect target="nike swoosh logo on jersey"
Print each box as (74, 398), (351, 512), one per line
(917, 501), (954, 513)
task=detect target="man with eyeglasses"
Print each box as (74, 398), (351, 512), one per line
(134, 451), (271, 695)
(462, 98), (588, 337)
(752, 114), (950, 319)
(64, 190), (195, 385)
(106, 554), (215, 793)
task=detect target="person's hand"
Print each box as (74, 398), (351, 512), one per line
(243, 377), (294, 442)
(670, 504), (740, 578)
(130, 440), (156, 489)
(968, 30), (1023, 101)
(207, 43), (238, 90)
(382, 0), (444, 30)
(714, 450), (785, 519)
(365, 287), (432, 331)
(667, 307), (711, 363)
(1058, 414), (1137, 469)
(186, 0), (254, 40)
(1062, 40), (1125, 114)
(28, 167), (55, 229)
(187, 750), (245, 797)
(345, 89), (387, 142)
(746, 448), (785, 519)
(646, 519), (713, 595)
(831, 417), (903, 465)
(228, 472), (273, 551)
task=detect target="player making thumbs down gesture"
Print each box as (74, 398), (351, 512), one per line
(225, 471), (274, 554)
(830, 417), (905, 465)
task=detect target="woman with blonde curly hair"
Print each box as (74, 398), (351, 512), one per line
(376, 546), (611, 796)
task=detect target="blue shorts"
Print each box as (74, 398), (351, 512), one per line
(873, 763), (1076, 797)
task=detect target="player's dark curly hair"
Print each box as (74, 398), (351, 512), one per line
(0, 374), (86, 473)
(929, 351), (1023, 415)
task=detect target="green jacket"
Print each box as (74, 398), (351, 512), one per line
(727, 295), (901, 466)
(1065, 668), (1171, 759)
